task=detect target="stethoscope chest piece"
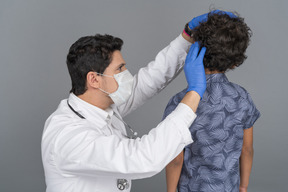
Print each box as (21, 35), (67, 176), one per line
(117, 179), (129, 190)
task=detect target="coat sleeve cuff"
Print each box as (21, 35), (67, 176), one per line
(170, 34), (192, 53)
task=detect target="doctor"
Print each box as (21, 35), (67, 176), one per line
(42, 14), (207, 192)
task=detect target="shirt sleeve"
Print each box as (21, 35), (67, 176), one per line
(117, 34), (191, 117)
(242, 93), (261, 129)
(54, 103), (196, 180)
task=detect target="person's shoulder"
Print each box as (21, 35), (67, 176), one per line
(44, 99), (85, 134)
(229, 82), (250, 99)
(229, 83), (260, 128)
(43, 102), (96, 143)
(167, 88), (187, 106)
(162, 88), (186, 119)
(228, 82), (258, 110)
(45, 99), (73, 122)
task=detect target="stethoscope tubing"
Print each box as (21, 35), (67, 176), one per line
(67, 100), (137, 139)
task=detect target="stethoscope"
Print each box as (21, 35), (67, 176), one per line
(67, 100), (138, 139)
(67, 100), (136, 190)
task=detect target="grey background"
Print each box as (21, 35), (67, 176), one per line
(0, 0), (287, 191)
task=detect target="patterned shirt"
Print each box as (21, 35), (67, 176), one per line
(163, 73), (260, 192)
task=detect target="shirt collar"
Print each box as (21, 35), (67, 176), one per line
(206, 73), (229, 83)
(68, 93), (113, 122)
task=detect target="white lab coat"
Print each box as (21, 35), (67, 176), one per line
(41, 34), (196, 192)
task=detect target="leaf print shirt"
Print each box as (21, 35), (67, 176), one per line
(163, 73), (260, 192)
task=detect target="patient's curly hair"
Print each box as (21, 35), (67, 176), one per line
(192, 11), (252, 72)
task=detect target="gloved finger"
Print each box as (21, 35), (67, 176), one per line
(197, 46), (207, 60)
(190, 42), (200, 60)
(225, 11), (237, 18)
(189, 13), (208, 29)
(211, 10), (237, 18)
(211, 9), (221, 14)
(187, 43), (197, 60)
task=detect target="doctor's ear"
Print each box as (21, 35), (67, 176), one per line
(86, 71), (101, 89)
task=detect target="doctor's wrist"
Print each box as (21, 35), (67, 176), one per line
(182, 32), (194, 43)
(182, 23), (194, 43)
(180, 91), (200, 112)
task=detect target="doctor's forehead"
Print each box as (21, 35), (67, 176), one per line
(109, 50), (126, 67)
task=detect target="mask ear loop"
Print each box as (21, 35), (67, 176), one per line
(95, 72), (114, 95)
(95, 72), (114, 78)
(98, 87), (111, 95)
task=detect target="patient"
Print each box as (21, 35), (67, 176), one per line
(163, 11), (260, 192)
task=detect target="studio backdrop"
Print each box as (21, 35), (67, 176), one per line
(0, 0), (287, 191)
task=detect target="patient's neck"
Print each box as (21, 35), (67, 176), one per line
(205, 69), (223, 74)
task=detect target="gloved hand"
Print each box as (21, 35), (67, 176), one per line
(188, 10), (237, 30)
(184, 42), (206, 98)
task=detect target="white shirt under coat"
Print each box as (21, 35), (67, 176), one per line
(41, 34), (196, 192)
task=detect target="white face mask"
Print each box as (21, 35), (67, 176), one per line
(97, 70), (134, 106)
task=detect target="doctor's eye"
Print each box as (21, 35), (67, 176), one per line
(118, 64), (125, 71)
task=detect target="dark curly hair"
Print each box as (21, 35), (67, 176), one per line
(192, 11), (252, 72)
(66, 34), (123, 95)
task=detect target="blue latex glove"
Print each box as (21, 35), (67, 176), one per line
(184, 42), (206, 98)
(188, 10), (237, 30)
